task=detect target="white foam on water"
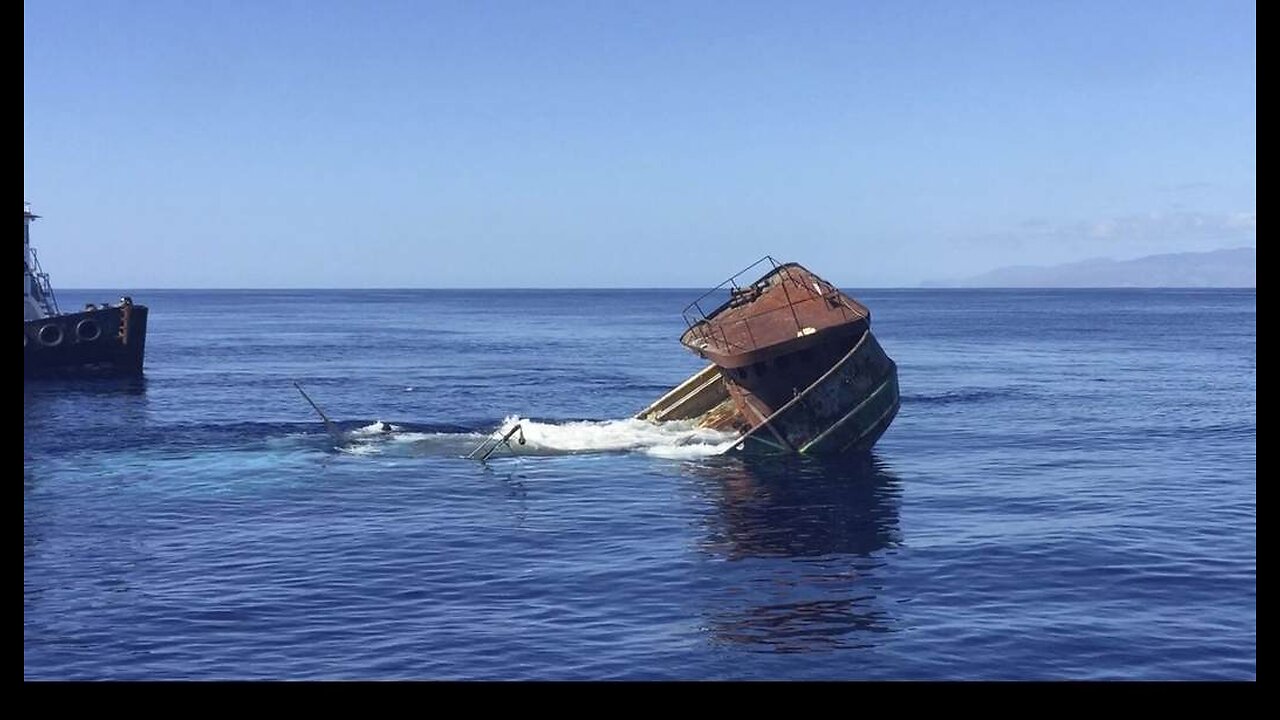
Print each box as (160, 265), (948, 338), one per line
(335, 442), (382, 456)
(482, 415), (740, 458)
(642, 439), (742, 459)
(338, 425), (486, 457)
(348, 421), (402, 437)
(319, 416), (739, 460)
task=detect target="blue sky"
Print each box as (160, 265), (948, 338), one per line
(24, 0), (1255, 288)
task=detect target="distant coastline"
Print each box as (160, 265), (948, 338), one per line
(925, 247), (1256, 288)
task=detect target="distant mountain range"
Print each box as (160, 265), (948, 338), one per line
(925, 247), (1255, 288)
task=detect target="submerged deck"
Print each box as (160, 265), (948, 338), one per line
(634, 364), (745, 432)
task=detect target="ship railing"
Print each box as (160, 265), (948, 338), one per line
(26, 247), (61, 316)
(680, 255), (779, 354)
(680, 256), (859, 355)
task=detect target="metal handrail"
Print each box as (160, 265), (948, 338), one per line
(467, 423), (525, 462)
(27, 247), (61, 316)
(680, 255), (781, 323)
(681, 257), (859, 355)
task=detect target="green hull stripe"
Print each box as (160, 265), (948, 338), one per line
(798, 371), (899, 454)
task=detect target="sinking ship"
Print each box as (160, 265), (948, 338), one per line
(24, 203), (148, 378)
(638, 257), (899, 455)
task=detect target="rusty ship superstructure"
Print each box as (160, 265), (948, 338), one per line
(638, 257), (899, 455)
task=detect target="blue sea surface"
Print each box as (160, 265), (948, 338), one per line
(24, 289), (1256, 679)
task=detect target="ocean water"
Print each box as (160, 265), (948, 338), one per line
(24, 289), (1256, 680)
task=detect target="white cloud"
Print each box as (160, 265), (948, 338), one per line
(1225, 212), (1256, 230)
(968, 210), (1256, 264)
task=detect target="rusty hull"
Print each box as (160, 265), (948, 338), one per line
(643, 259), (899, 456)
(730, 329), (899, 454)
